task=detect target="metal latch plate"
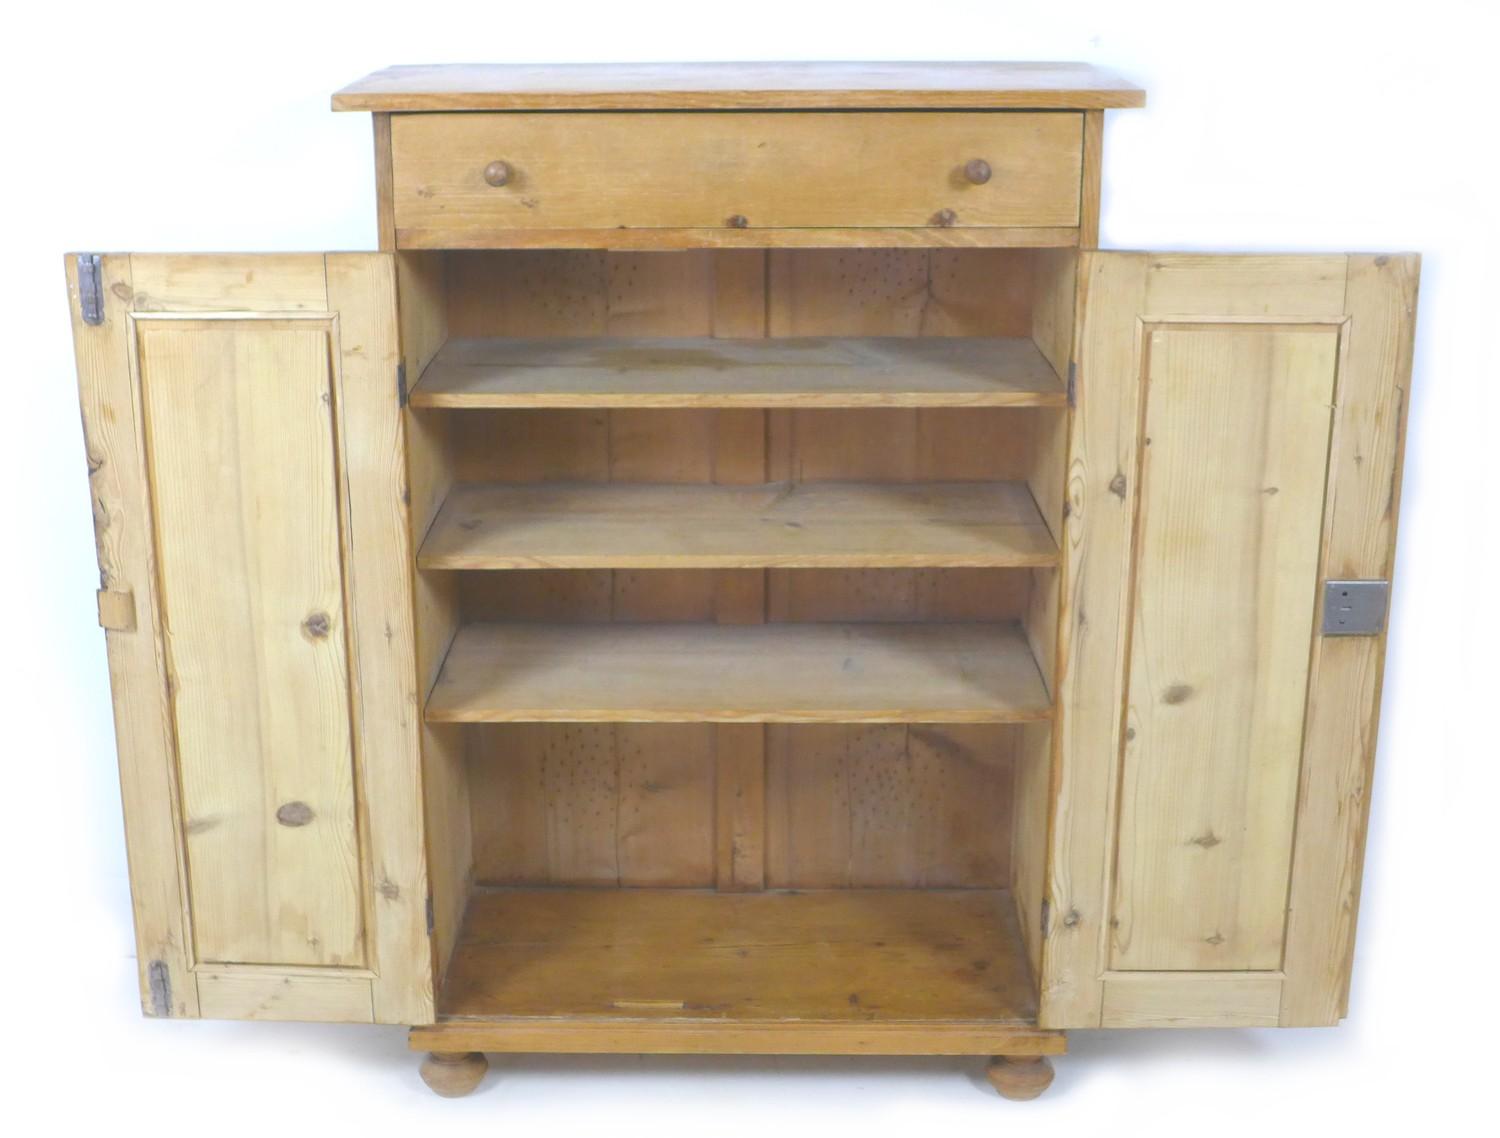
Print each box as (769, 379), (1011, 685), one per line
(1321, 580), (1390, 636)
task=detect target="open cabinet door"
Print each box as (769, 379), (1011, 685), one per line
(1042, 253), (1418, 1029)
(67, 254), (432, 1024)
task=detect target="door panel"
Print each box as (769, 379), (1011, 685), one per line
(138, 318), (362, 967)
(1111, 325), (1337, 971)
(1043, 253), (1418, 1028)
(68, 253), (433, 1023)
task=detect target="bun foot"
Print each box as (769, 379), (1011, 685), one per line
(986, 1054), (1055, 1101)
(420, 1050), (488, 1097)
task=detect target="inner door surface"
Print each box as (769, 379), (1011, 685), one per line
(1043, 252), (1418, 1029)
(68, 253), (432, 1024)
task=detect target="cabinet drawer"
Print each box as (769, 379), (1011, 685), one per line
(390, 112), (1083, 243)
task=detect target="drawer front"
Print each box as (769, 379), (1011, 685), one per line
(390, 111), (1083, 238)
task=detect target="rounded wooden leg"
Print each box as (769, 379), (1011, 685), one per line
(420, 1051), (488, 1098)
(986, 1055), (1055, 1101)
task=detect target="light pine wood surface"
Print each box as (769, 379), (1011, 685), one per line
(1099, 972), (1283, 1028)
(391, 111), (1082, 237)
(138, 315), (364, 968)
(427, 621), (1052, 724)
(326, 255), (437, 1022)
(419, 480), (1058, 569)
(411, 335), (1067, 409)
(68, 253), (433, 1024)
(1110, 326), (1339, 971)
(69, 254), (200, 1017)
(395, 226), (1085, 251)
(1041, 251), (1418, 1030)
(432, 888), (1049, 1039)
(1279, 254), (1419, 1024)
(336, 60), (1145, 111)
(465, 723), (1018, 891)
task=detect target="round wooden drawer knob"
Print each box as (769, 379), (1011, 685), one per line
(964, 158), (993, 185)
(483, 160), (513, 187)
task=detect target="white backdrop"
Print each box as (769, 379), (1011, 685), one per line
(2, 2), (1495, 1132)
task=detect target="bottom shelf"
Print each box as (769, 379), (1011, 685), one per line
(413, 888), (1062, 1056)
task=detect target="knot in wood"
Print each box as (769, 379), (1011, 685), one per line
(276, 801), (315, 827)
(303, 611), (331, 638)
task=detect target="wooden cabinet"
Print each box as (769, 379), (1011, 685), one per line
(66, 62), (1417, 1099)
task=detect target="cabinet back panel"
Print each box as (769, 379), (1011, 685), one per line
(445, 246), (1048, 894)
(1110, 325), (1339, 971)
(445, 249), (1036, 339)
(458, 568), (1029, 624)
(137, 319), (364, 968)
(467, 724), (1015, 888)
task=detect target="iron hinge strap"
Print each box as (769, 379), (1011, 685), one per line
(77, 253), (104, 326)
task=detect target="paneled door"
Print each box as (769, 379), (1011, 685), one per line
(1042, 253), (1418, 1028)
(67, 254), (432, 1024)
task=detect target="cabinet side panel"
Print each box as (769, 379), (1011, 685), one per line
(138, 317), (364, 968)
(68, 254), (200, 1017)
(1111, 326), (1339, 971)
(1280, 254), (1419, 1024)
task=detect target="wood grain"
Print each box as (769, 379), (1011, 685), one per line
(1100, 972), (1282, 1028)
(326, 254), (435, 1022)
(1042, 251), (1417, 1033)
(467, 724), (716, 887)
(334, 60), (1144, 111)
(1040, 252), (1149, 1027)
(765, 724), (1016, 887)
(419, 480), (1058, 569)
(411, 1019), (1064, 1056)
(412, 335), (1066, 409)
(1110, 325), (1339, 971)
(391, 111), (1081, 237)
(69, 254), (199, 1017)
(137, 315), (363, 968)
(438, 888), (1041, 1027)
(715, 725), (767, 890)
(129, 255), (329, 313)
(396, 225), (1083, 251)
(195, 970), (375, 1022)
(427, 622), (1052, 724)
(1279, 254), (1419, 1025)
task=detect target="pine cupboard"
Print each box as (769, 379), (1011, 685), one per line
(65, 62), (1418, 1100)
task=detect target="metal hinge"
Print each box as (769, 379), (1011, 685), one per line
(1066, 361), (1077, 408)
(425, 893), (435, 936)
(1321, 580), (1390, 636)
(146, 960), (172, 1017)
(1040, 896), (1052, 939)
(396, 361), (408, 409)
(77, 253), (104, 326)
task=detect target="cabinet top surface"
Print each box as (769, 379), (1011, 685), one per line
(332, 61), (1145, 112)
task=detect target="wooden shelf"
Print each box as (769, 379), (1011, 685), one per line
(418, 480), (1058, 570)
(410, 887), (1061, 1056)
(426, 621), (1050, 724)
(409, 336), (1067, 409)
